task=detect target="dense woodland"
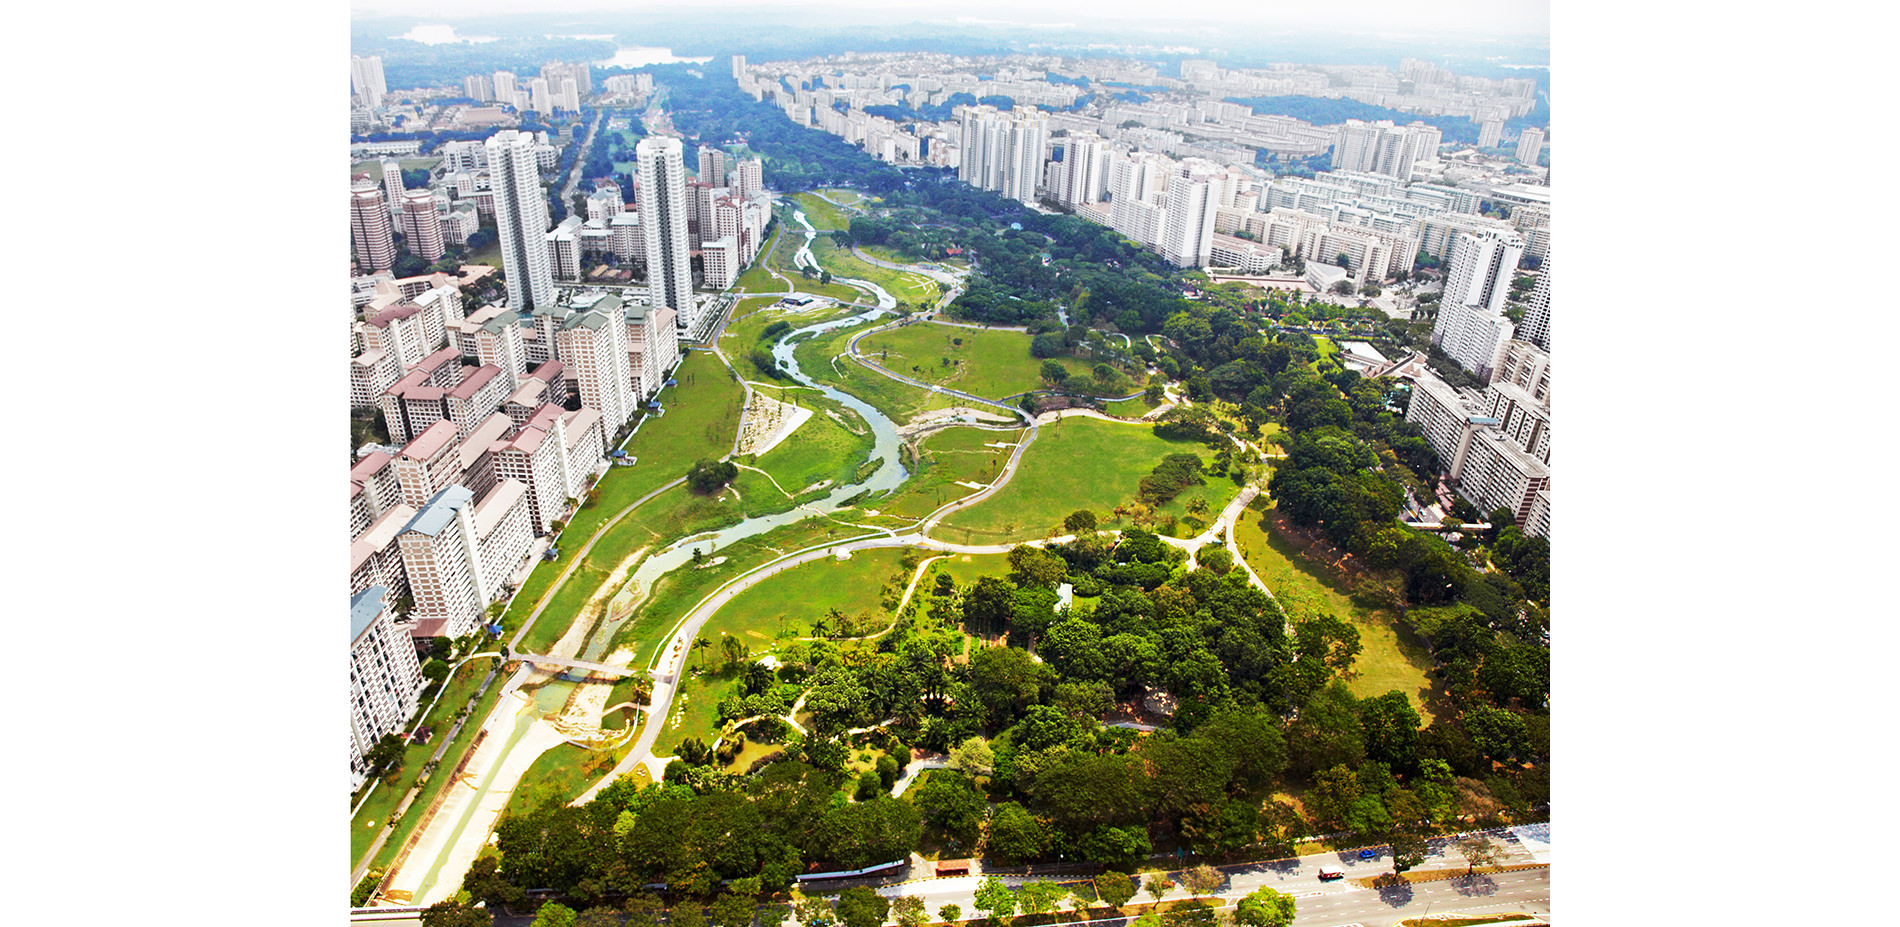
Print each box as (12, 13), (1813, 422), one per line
(456, 59), (1549, 915)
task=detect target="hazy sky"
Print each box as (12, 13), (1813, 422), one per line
(353, 0), (1549, 39)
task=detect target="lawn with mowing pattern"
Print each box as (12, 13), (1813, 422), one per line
(933, 416), (1241, 544)
(1231, 499), (1439, 723)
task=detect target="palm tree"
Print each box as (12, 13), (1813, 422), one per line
(691, 635), (712, 671)
(808, 615), (830, 640)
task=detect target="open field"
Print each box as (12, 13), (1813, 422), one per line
(746, 390), (875, 501)
(790, 321), (959, 425)
(856, 323), (1094, 400)
(792, 192), (857, 230)
(817, 188), (867, 207)
(350, 158), (442, 178)
(1100, 393), (1159, 417)
(1231, 499), (1439, 723)
(933, 416), (1242, 544)
(496, 739), (634, 821)
(879, 426), (1023, 520)
(762, 226), (868, 302)
(808, 238), (940, 307)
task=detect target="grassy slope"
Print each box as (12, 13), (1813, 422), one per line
(1231, 501), (1439, 723)
(878, 426), (1023, 520)
(934, 416), (1241, 544)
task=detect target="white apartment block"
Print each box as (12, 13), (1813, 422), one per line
(396, 481), (531, 639)
(350, 585), (423, 789)
(1402, 365), (1550, 536)
(486, 130), (556, 311)
(730, 158), (764, 199)
(637, 136), (698, 334)
(351, 501), (416, 602)
(554, 294), (637, 429)
(445, 364), (510, 441)
(1049, 133), (1110, 207)
(351, 348), (402, 409)
(489, 409), (575, 536)
(1444, 228), (1523, 316)
(958, 105), (1048, 205)
(394, 419), (462, 508)
(702, 235), (739, 290)
(1478, 119), (1503, 149)
(350, 55), (386, 109)
(1516, 127), (1545, 165)
(626, 303), (680, 402)
(464, 73), (493, 102)
(587, 182), (624, 220)
(1157, 162), (1220, 268)
(1521, 259), (1550, 351)
(472, 312), (526, 393)
(360, 301), (447, 372)
(548, 215), (583, 282)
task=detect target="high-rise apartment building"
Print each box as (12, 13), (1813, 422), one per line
(1521, 257), (1550, 351)
(1157, 162), (1220, 268)
(1516, 127), (1545, 165)
(463, 73), (493, 103)
(350, 177), (397, 274)
(493, 71), (517, 105)
(730, 158), (764, 199)
(1444, 228), (1524, 316)
(636, 136), (697, 335)
(529, 77), (552, 115)
(485, 130), (556, 311)
(1049, 133), (1109, 207)
(1478, 119), (1504, 149)
(957, 105), (1047, 205)
(381, 159), (406, 221)
(401, 189), (445, 261)
(350, 55), (386, 109)
(349, 585), (423, 789)
(553, 293), (637, 429)
(698, 147), (728, 186)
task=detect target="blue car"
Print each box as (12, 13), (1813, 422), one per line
(1359, 848), (1378, 859)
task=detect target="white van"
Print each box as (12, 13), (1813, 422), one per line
(1318, 866), (1345, 881)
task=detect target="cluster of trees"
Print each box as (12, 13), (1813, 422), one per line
(687, 459), (739, 494)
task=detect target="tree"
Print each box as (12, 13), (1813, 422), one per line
(420, 900), (493, 927)
(688, 458), (740, 493)
(532, 904), (578, 927)
(365, 733), (406, 777)
(578, 908), (628, 927)
(674, 902), (710, 927)
(893, 895), (929, 927)
(1179, 864), (1223, 898)
(1017, 881), (1065, 918)
(1040, 360), (1070, 387)
(836, 887), (891, 927)
(795, 894), (836, 927)
(713, 893), (758, 927)
(1233, 887), (1296, 927)
(1389, 828), (1430, 874)
(1142, 873), (1174, 904)
(1063, 509), (1098, 534)
(985, 802), (1051, 864)
(1457, 835), (1505, 875)
(721, 634), (749, 667)
(937, 905), (962, 924)
(972, 877), (1018, 924)
(1162, 902), (1216, 927)
(1330, 280), (1354, 295)
(693, 636), (714, 670)
(1093, 872), (1137, 910)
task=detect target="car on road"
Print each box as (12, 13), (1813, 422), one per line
(1317, 867), (1345, 881)
(1358, 848), (1379, 859)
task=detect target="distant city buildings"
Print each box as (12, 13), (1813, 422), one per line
(1516, 127), (1545, 166)
(350, 176), (396, 274)
(351, 55), (386, 109)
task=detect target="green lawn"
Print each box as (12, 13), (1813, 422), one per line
(790, 321), (958, 425)
(793, 192), (856, 230)
(1101, 393), (1159, 417)
(497, 739), (634, 821)
(930, 551), (1014, 590)
(503, 356), (746, 651)
(748, 392), (875, 498)
(878, 427), (1023, 519)
(857, 323), (1094, 401)
(1231, 500), (1439, 724)
(808, 238), (940, 308)
(933, 416), (1242, 544)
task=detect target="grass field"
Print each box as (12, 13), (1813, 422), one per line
(792, 192), (857, 230)
(1231, 499), (1439, 723)
(790, 321), (958, 425)
(350, 158), (442, 178)
(747, 391), (876, 500)
(497, 739), (635, 821)
(1100, 393), (1159, 417)
(933, 416), (1242, 544)
(818, 188), (867, 207)
(878, 427), (1023, 519)
(658, 546), (914, 755)
(503, 356), (747, 652)
(807, 238), (940, 308)
(762, 227), (869, 302)
(856, 323), (1094, 401)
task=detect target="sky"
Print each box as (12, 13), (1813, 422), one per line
(351, 0), (1550, 39)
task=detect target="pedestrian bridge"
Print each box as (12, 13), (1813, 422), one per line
(513, 652), (642, 678)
